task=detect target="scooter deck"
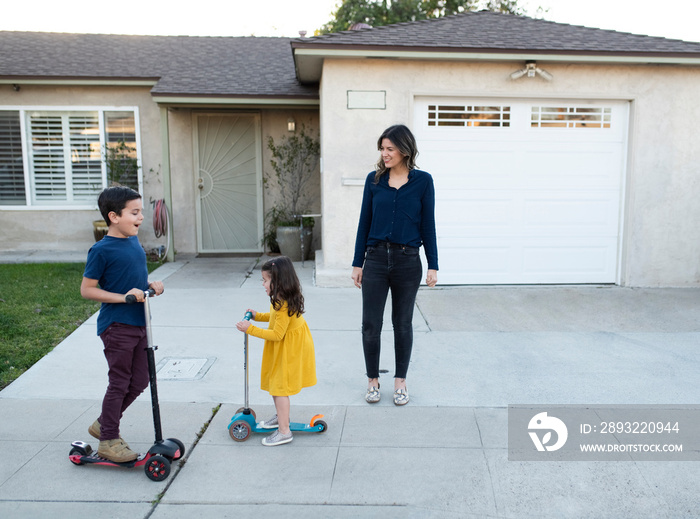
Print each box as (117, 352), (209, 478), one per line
(69, 452), (149, 468)
(227, 412), (327, 442)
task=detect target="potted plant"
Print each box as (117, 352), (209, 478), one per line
(264, 125), (320, 260)
(93, 140), (140, 241)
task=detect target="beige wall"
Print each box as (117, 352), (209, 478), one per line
(0, 84), (320, 258)
(164, 108), (320, 255)
(0, 84), (164, 255)
(317, 58), (700, 287)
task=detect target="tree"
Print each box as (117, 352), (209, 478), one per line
(318, 0), (526, 34)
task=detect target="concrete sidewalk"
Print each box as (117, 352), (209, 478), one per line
(1, 254), (700, 517)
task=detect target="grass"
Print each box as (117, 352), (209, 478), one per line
(0, 262), (160, 390)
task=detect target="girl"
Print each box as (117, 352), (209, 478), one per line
(236, 256), (317, 446)
(351, 124), (438, 406)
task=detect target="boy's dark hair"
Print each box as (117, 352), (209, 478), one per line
(374, 124), (419, 183)
(262, 256), (304, 317)
(98, 186), (141, 225)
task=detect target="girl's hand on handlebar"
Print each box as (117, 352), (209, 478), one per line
(236, 320), (251, 332)
(246, 308), (257, 319)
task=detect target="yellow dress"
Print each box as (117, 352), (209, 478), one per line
(246, 303), (317, 396)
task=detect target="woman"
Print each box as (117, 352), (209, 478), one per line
(351, 124), (438, 406)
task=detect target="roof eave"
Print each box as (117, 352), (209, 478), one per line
(151, 93), (319, 106)
(293, 46), (700, 83)
(0, 77), (159, 86)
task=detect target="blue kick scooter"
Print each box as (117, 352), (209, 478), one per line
(227, 312), (327, 442)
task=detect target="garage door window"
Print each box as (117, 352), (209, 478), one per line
(428, 104), (510, 127)
(531, 106), (612, 129)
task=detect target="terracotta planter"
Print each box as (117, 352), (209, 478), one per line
(93, 220), (108, 241)
(276, 226), (312, 261)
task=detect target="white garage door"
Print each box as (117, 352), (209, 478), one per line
(414, 97), (628, 284)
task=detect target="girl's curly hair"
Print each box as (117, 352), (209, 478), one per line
(262, 256), (304, 317)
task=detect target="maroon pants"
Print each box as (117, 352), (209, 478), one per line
(98, 323), (149, 440)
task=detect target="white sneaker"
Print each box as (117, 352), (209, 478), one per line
(262, 430), (293, 446)
(259, 415), (279, 429)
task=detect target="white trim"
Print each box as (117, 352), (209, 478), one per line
(294, 47), (700, 65)
(0, 79), (157, 87)
(0, 205), (98, 211)
(152, 96), (319, 106)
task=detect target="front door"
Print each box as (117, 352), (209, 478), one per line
(194, 113), (263, 253)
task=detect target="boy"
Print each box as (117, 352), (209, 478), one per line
(80, 186), (164, 463)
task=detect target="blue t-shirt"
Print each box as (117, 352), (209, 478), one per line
(352, 169), (439, 270)
(84, 235), (149, 335)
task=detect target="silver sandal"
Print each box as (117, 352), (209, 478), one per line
(393, 388), (409, 406)
(365, 384), (380, 403)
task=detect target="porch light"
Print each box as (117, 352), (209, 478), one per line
(287, 117), (296, 132)
(510, 61), (553, 81)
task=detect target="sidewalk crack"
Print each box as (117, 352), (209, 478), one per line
(144, 403), (221, 519)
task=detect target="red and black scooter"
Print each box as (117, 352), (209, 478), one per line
(69, 289), (184, 481)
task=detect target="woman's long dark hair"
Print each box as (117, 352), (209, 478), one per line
(374, 124), (419, 183)
(262, 256), (304, 317)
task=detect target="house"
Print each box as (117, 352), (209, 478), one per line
(2, 12), (700, 287)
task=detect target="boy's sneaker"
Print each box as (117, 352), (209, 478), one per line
(259, 415), (279, 429)
(261, 430), (293, 446)
(88, 419), (130, 449)
(97, 438), (138, 463)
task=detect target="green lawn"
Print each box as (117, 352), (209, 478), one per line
(0, 262), (160, 390)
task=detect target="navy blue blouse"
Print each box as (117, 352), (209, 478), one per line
(352, 169), (439, 270)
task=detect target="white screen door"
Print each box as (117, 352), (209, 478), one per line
(194, 113), (263, 253)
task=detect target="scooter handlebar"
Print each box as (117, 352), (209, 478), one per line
(125, 288), (157, 304)
(243, 311), (253, 321)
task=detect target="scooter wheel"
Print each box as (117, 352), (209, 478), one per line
(69, 447), (85, 465)
(235, 407), (256, 420)
(229, 420), (251, 442)
(145, 455), (171, 481)
(314, 420), (328, 433)
(168, 438), (186, 460)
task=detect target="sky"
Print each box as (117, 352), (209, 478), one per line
(2, 0), (699, 43)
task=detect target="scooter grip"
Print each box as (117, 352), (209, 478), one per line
(244, 311), (253, 321)
(125, 288), (157, 304)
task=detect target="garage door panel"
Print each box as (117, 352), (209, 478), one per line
(415, 97), (627, 284)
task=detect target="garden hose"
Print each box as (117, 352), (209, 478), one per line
(152, 199), (170, 260)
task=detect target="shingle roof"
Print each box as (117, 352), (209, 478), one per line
(0, 32), (318, 100)
(2, 12), (700, 98)
(297, 11), (700, 54)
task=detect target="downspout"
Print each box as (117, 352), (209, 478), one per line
(160, 106), (175, 262)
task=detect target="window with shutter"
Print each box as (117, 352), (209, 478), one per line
(0, 108), (138, 207)
(0, 111), (26, 204)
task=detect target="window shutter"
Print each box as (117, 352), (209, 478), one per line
(69, 114), (102, 200)
(0, 111), (26, 204)
(29, 115), (66, 202)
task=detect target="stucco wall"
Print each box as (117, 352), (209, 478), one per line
(164, 108), (320, 255)
(0, 84), (164, 255)
(0, 86), (320, 259)
(317, 58), (700, 287)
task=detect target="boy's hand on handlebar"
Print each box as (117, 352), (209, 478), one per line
(236, 320), (251, 332)
(149, 280), (164, 296)
(125, 287), (146, 303)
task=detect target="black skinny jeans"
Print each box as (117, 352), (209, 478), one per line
(361, 242), (422, 380)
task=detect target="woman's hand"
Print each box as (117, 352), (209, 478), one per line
(236, 320), (251, 332)
(351, 267), (363, 289)
(426, 269), (438, 287)
(246, 308), (257, 319)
